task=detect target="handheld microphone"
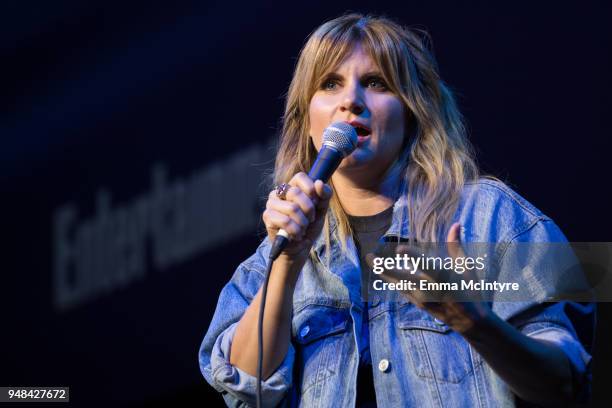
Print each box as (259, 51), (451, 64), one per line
(268, 122), (358, 260)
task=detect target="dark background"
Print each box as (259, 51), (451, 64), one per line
(2, 1), (611, 406)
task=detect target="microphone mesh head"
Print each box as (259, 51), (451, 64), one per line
(322, 122), (358, 157)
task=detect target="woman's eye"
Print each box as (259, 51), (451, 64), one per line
(366, 77), (387, 90)
(322, 79), (339, 90)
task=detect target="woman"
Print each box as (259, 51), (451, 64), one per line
(199, 14), (593, 407)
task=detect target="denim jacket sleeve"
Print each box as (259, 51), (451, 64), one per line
(198, 238), (294, 407)
(511, 300), (594, 403)
(493, 217), (595, 402)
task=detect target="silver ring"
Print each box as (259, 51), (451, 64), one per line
(275, 183), (290, 200)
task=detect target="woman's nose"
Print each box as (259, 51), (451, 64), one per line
(339, 85), (365, 115)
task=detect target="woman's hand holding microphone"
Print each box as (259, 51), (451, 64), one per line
(263, 172), (333, 265)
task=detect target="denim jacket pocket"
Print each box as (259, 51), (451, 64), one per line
(397, 305), (479, 384)
(293, 304), (350, 345)
(291, 304), (351, 394)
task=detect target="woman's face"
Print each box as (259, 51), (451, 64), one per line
(309, 44), (406, 178)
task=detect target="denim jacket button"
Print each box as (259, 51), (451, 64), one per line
(378, 359), (390, 372)
(299, 325), (310, 338)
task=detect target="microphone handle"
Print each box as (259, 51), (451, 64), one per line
(307, 145), (343, 182)
(269, 145), (343, 260)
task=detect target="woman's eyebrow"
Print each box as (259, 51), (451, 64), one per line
(322, 70), (383, 79)
(361, 70), (384, 77)
(321, 72), (342, 79)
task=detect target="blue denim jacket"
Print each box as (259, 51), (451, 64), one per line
(199, 179), (593, 407)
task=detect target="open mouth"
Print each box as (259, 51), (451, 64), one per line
(343, 121), (371, 145)
(354, 126), (371, 136)
(345, 121), (371, 137)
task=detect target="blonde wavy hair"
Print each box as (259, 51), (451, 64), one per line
(273, 13), (479, 251)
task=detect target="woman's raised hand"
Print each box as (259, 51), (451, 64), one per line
(263, 172), (333, 260)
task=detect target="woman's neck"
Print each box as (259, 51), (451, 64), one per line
(331, 165), (401, 216)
